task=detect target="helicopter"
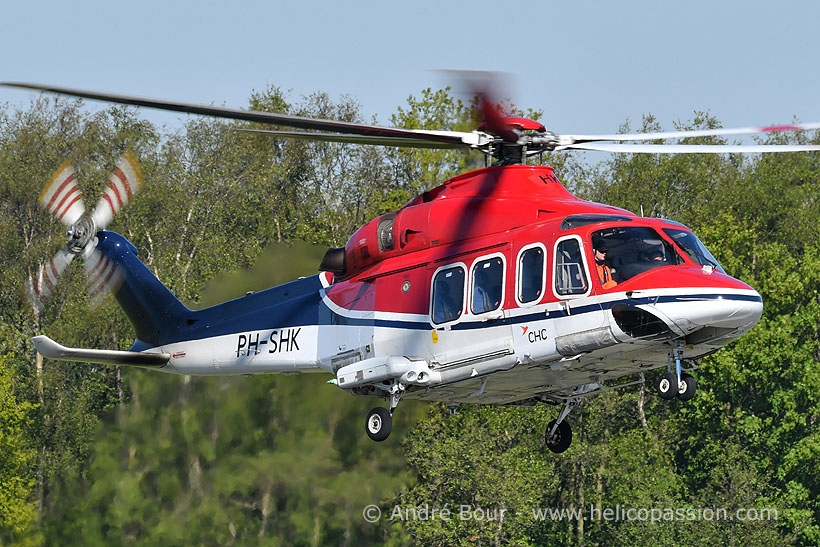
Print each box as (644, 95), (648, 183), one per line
(6, 81), (820, 453)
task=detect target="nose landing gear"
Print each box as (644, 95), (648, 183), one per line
(657, 346), (697, 401)
(677, 373), (696, 401)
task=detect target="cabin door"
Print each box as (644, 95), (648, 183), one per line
(548, 235), (609, 356)
(426, 251), (514, 371)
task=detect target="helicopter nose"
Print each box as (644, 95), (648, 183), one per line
(610, 269), (764, 345)
(672, 292), (762, 331)
(652, 286), (763, 341)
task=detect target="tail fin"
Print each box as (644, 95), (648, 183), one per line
(95, 231), (191, 349)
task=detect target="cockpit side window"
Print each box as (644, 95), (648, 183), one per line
(432, 266), (465, 324)
(591, 226), (682, 284)
(555, 238), (589, 296)
(662, 228), (726, 274)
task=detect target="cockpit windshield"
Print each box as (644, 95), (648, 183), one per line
(662, 228), (725, 274)
(591, 226), (683, 285)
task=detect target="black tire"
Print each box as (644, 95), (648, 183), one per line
(657, 371), (678, 400)
(365, 407), (392, 442)
(677, 373), (696, 401)
(545, 419), (572, 454)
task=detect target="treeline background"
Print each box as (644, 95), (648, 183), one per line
(1, 87), (819, 546)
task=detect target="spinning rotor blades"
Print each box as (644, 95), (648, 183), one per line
(91, 151), (143, 230)
(26, 247), (75, 313)
(26, 152), (143, 313)
(39, 161), (85, 226)
(4, 81), (819, 157)
(84, 249), (125, 309)
(563, 121), (820, 145)
(562, 143), (820, 154)
(1, 82), (468, 147)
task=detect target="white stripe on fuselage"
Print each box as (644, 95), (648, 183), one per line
(144, 286), (759, 376)
(158, 326), (322, 375)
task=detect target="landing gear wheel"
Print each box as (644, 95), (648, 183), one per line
(366, 407), (392, 442)
(545, 419), (573, 454)
(657, 371), (678, 400)
(677, 373), (696, 401)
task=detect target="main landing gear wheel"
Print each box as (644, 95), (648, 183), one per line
(366, 407), (392, 442)
(677, 373), (696, 401)
(545, 419), (572, 454)
(657, 371), (679, 400)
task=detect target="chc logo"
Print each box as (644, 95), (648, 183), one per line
(521, 326), (549, 344)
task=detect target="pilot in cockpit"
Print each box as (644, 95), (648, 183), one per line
(594, 241), (617, 289)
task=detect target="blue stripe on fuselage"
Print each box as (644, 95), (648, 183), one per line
(317, 292), (762, 332)
(139, 291), (760, 349)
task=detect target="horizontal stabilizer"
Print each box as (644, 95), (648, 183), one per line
(32, 335), (170, 367)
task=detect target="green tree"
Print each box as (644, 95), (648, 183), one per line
(0, 343), (40, 546)
(0, 97), (160, 532)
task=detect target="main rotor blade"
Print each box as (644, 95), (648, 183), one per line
(234, 128), (466, 149)
(3, 82), (470, 147)
(564, 121), (820, 144)
(478, 96), (520, 142)
(438, 69), (519, 141)
(562, 142), (820, 154)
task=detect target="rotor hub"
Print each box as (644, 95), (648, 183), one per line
(485, 131), (562, 165)
(67, 216), (96, 253)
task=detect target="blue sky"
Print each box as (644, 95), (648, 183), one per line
(2, 1), (820, 139)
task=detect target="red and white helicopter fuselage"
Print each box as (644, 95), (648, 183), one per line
(35, 164), (761, 450)
(17, 79), (788, 450)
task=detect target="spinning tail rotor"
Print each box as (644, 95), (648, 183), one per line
(26, 152), (143, 313)
(40, 161), (85, 227)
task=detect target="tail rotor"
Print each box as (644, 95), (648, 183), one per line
(84, 248), (126, 309)
(26, 247), (76, 313)
(90, 151), (143, 231)
(39, 160), (86, 227)
(26, 152), (143, 313)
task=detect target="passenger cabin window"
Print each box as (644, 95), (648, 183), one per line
(471, 257), (504, 314)
(591, 226), (683, 285)
(518, 246), (544, 304)
(432, 266), (465, 324)
(555, 239), (589, 296)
